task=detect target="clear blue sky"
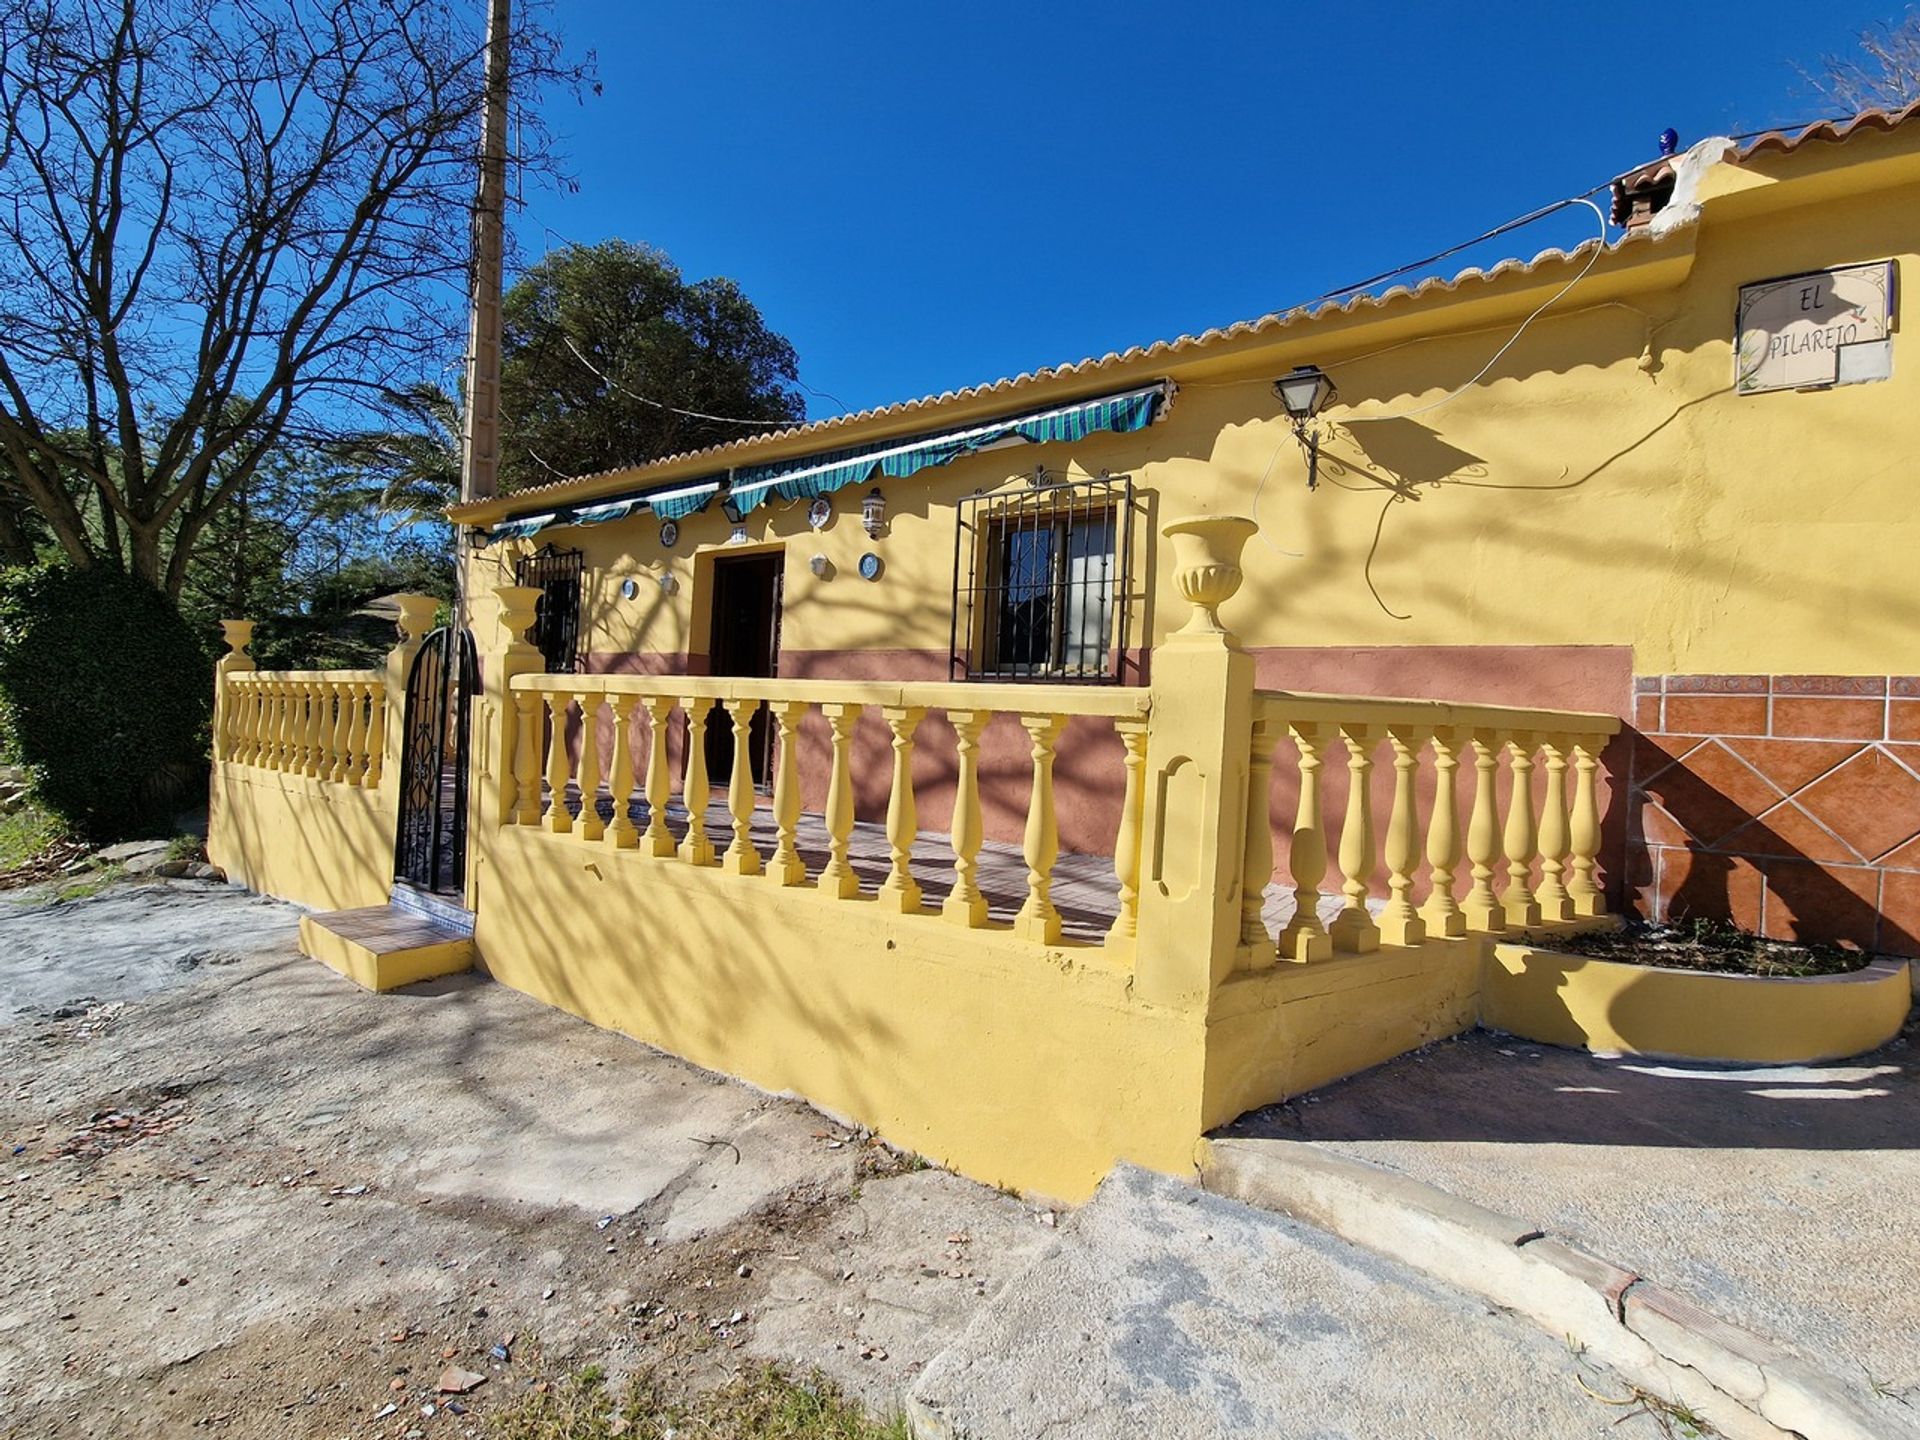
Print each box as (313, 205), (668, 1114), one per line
(519, 1), (1894, 420)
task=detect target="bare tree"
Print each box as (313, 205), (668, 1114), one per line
(0, 0), (588, 596)
(1800, 12), (1920, 112)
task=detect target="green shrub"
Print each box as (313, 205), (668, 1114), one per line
(0, 565), (212, 841)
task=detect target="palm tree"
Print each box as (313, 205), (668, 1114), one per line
(321, 382), (465, 531)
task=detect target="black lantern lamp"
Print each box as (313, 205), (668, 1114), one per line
(1274, 364), (1337, 490)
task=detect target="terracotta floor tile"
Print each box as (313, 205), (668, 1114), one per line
(1637, 740), (1781, 845)
(1658, 847), (1764, 932)
(1795, 749), (1920, 862)
(1770, 696), (1885, 741)
(1878, 869), (1920, 957)
(1663, 694), (1768, 736)
(1718, 801), (1864, 864)
(1720, 737), (1861, 795)
(1759, 859), (1878, 946)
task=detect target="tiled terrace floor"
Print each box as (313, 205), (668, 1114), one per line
(551, 791), (1341, 946)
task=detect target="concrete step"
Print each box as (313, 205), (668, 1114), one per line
(906, 1164), (1689, 1440)
(1200, 1137), (1910, 1440)
(298, 904), (473, 993)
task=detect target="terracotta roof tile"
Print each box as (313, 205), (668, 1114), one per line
(1734, 98), (1920, 160)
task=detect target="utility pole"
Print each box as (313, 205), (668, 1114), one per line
(456, 0), (510, 630)
(461, 0), (510, 508)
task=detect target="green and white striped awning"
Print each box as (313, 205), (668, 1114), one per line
(482, 479), (721, 542)
(479, 383), (1167, 541)
(725, 383), (1168, 516)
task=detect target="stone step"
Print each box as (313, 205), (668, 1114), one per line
(298, 904), (473, 993)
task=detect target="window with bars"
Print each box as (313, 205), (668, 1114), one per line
(513, 544), (584, 674)
(951, 474), (1135, 683)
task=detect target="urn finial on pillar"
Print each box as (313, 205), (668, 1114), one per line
(392, 593), (441, 645)
(1163, 514), (1257, 643)
(491, 584), (544, 656)
(219, 619), (255, 660)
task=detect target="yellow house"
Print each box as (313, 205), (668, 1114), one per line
(208, 105), (1919, 1201)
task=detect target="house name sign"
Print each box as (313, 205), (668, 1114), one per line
(1736, 260), (1896, 395)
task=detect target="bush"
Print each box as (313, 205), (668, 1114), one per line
(0, 565), (213, 841)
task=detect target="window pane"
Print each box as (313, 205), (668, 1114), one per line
(1061, 511), (1115, 674)
(996, 524), (1055, 674)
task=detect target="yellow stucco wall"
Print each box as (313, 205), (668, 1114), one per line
(208, 767), (395, 914)
(472, 825), (1208, 1203)
(461, 126), (1920, 683)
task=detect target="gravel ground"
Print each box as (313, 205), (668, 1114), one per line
(0, 880), (1055, 1439)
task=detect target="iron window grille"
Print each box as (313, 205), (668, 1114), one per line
(514, 544), (584, 674)
(951, 472), (1136, 683)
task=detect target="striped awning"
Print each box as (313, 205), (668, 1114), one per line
(725, 383), (1169, 516)
(480, 479), (720, 542)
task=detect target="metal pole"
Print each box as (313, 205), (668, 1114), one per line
(455, 0), (510, 626)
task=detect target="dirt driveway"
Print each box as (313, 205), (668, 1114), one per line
(0, 880), (1053, 1439)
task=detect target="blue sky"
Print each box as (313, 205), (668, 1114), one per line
(519, 1), (1896, 419)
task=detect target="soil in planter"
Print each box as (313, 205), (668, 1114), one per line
(1550, 917), (1874, 978)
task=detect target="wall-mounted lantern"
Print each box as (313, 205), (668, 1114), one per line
(861, 486), (887, 538)
(1274, 364), (1338, 491)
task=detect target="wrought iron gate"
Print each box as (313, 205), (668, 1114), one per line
(394, 625), (477, 895)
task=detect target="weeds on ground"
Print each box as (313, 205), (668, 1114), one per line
(53, 862), (125, 903)
(487, 1365), (908, 1440)
(1550, 915), (1869, 978)
(1574, 1370), (1718, 1438)
(0, 797), (65, 874)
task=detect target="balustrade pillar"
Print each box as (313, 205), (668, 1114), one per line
(608, 695), (639, 848)
(765, 701), (809, 886)
(1503, 736), (1541, 928)
(576, 696), (605, 843)
(362, 681), (385, 789)
(1535, 739), (1573, 922)
(1378, 728), (1428, 947)
(876, 705), (925, 912)
(512, 690), (543, 823)
(942, 710), (991, 928)
(328, 685), (352, 784)
(722, 697), (764, 875)
(1276, 723), (1333, 963)
(678, 697), (717, 866)
(1568, 742), (1608, 918)
(302, 680), (326, 779)
(1105, 717), (1149, 949)
(816, 702), (861, 898)
(1237, 711), (1280, 966)
(1331, 725), (1381, 953)
(1462, 732), (1506, 934)
(642, 697), (677, 857)
(344, 683), (369, 785)
(1013, 713), (1067, 944)
(1420, 729), (1466, 937)
(544, 692), (574, 835)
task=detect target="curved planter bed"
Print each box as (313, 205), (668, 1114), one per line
(1483, 942), (1912, 1064)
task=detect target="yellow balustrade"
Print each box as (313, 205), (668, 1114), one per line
(1238, 710), (1280, 965)
(1012, 712), (1066, 944)
(722, 697), (763, 876)
(816, 701), (861, 897)
(1502, 735), (1542, 928)
(642, 697), (676, 858)
(218, 671), (382, 789)
(1275, 721), (1333, 963)
(943, 709), (990, 928)
(1330, 724), (1380, 954)
(608, 695), (639, 849)
(1377, 740), (1423, 942)
(1536, 739), (1573, 923)
(544, 692), (573, 835)
(875, 705), (924, 912)
(577, 696), (605, 844)
(1420, 729), (1466, 939)
(1568, 743), (1608, 919)
(679, 696), (717, 867)
(1462, 733), (1506, 934)
(1105, 717), (1149, 949)
(765, 700), (808, 886)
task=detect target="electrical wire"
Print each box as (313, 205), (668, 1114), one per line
(563, 337), (800, 428)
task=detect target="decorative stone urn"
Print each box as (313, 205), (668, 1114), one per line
(1163, 514), (1258, 639)
(492, 585), (544, 653)
(392, 593), (442, 645)
(219, 618), (255, 660)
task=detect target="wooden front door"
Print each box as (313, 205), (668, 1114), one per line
(705, 551), (783, 789)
